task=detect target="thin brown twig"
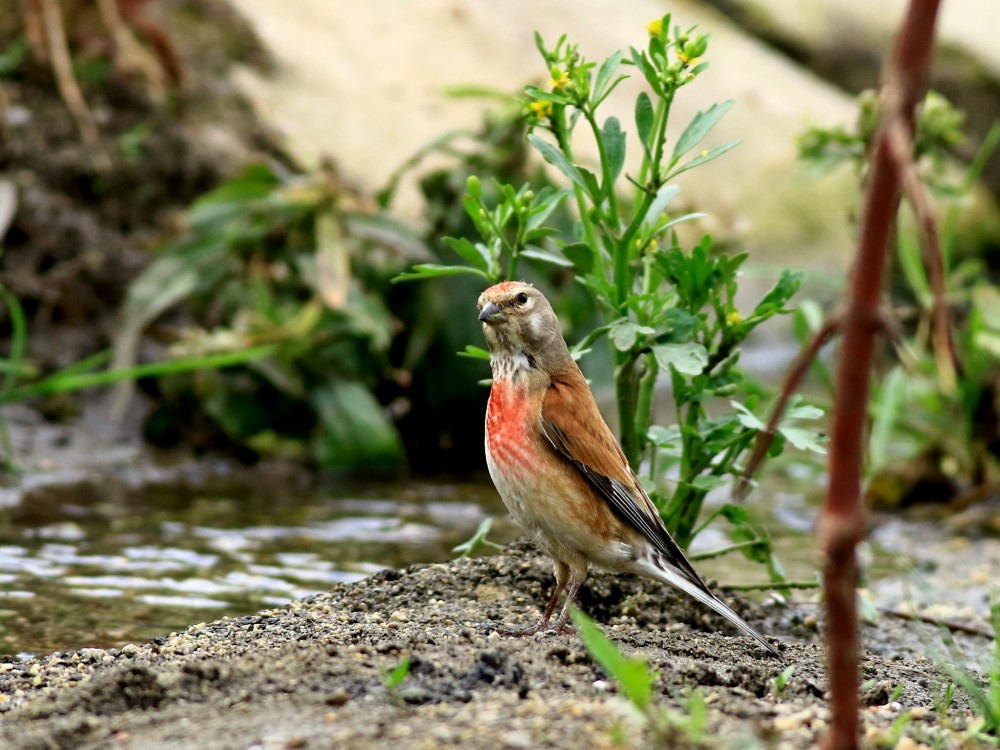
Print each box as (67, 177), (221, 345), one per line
(38, 0), (111, 171)
(95, 0), (167, 103)
(820, 2), (942, 749)
(886, 119), (960, 389)
(734, 314), (841, 502)
(20, 0), (47, 58)
(880, 608), (995, 639)
(0, 80), (10, 143)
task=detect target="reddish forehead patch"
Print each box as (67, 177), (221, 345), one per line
(484, 281), (528, 294)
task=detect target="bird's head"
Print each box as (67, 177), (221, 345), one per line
(476, 281), (569, 372)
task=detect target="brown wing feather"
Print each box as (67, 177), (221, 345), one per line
(540, 365), (711, 590)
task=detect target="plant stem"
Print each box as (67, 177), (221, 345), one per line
(583, 109), (620, 226)
(616, 351), (640, 468)
(552, 109), (601, 277)
(634, 355), (658, 457)
(722, 581), (821, 592)
(821, 3), (941, 748)
(689, 539), (764, 561)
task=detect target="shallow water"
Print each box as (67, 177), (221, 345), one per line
(0, 465), (993, 659)
(0, 473), (523, 657)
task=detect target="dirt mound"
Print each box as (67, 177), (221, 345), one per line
(0, 541), (976, 749)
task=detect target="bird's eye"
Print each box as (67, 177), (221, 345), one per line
(516, 292), (529, 305)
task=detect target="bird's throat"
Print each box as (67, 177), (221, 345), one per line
(489, 349), (535, 383)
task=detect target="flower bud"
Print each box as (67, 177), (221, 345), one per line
(466, 175), (482, 200)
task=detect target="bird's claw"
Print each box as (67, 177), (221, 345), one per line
(481, 619), (575, 637)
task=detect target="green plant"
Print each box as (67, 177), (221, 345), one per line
(451, 517), (504, 558)
(800, 90), (1000, 504)
(936, 599), (1000, 743)
(799, 89), (966, 195)
(0, 232), (278, 470)
(572, 608), (706, 745)
(396, 19), (820, 560)
(381, 656), (412, 706)
(772, 664), (795, 698)
(111, 163), (426, 468)
(0, 37), (27, 77)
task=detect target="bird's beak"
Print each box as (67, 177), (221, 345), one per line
(478, 301), (503, 323)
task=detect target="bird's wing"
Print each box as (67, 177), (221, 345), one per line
(539, 367), (709, 590)
(541, 366), (778, 656)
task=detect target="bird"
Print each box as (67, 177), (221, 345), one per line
(477, 280), (778, 656)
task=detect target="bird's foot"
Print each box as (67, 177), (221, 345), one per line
(481, 618), (574, 637)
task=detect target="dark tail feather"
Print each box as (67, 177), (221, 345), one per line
(635, 558), (779, 657)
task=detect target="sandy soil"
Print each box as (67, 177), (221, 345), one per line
(0, 540), (987, 750)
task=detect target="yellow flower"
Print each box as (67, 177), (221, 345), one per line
(647, 19), (662, 37)
(529, 100), (553, 119)
(677, 50), (690, 65)
(549, 70), (571, 90)
(726, 310), (742, 326)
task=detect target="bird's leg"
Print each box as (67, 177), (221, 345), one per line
(492, 560), (573, 637)
(493, 579), (565, 637)
(550, 581), (581, 634)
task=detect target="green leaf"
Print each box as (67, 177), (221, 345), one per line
(311, 381), (405, 469)
(730, 401), (766, 430)
(602, 117), (626, 186)
(579, 168), (603, 203)
(778, 426), (827, 454)
(524, 187), (571, 230)
(570, 609), (653, 711)
(897, 230), (932, 307)
(670, 140), (741, 178)
(392, 264), (491, 282)
(186, 164), (280, 228)
(641, 184), (680, 233)
(560, 242), (594, 274)
(521, 247), (575, 268)
(0, 38), (28, 76)
(691, 475), (727, 492)
(785, 402), (824, 421)
(672, 100), (734, 164)
(578, 273), (616, 305)
(627, 47), (662, 96)
(869, 366), (905, 469)
(592, 51), (625, 106)
(652, 343), (707, 376)
(793, 299), (825, 339)
(608, 320), (653, 351)
(9, 345), (278, 406)
(528, 135), (588, 194)
(109, 233), (235, 417)
(457, 345), (491, 361)
(443, 237), (490, 272)
(635, 92), (654, 158)
(656, 308), (699, 341)
(754, 270), (805, 315)
(650, 212), (707, 242)
(647, 424), (680, 446)
(717, 503), (750, 526)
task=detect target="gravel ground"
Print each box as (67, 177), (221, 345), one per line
(0, 540), (989, 749)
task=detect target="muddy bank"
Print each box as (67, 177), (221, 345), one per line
(0, 540), (985, 749)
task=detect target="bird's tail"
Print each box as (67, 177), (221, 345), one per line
(633, 558), (779, 657)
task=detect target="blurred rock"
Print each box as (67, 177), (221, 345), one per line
(228, 0), (861, 280)
(708, 0), (1000, 194)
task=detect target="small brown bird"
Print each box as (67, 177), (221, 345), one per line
(478, 280), (777, 655)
